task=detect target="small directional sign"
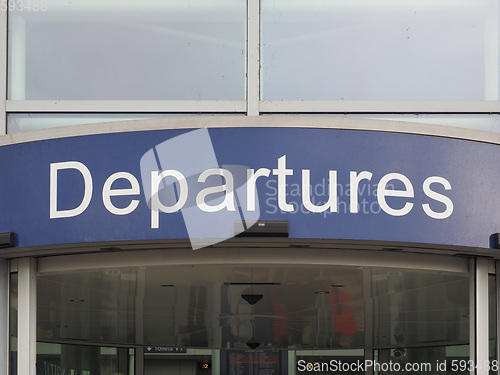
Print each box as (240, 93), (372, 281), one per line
(144, 346), (187, 354)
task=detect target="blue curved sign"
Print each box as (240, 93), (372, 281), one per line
(0, 126), (499, 249)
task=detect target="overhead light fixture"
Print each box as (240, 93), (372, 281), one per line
(246, 341), (260, 350)
(244, 281), (261, 350)
(330, 284), (345, 288)
(160, 284), (175, 287)
(240, 269), (266, 305)
(70, 299), (84, 303)
(315, 290), (329, 294)
(241, 294), (263, 305)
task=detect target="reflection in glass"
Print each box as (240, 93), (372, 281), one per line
(261, 0), (500, 100)
(37, 263), (469, 352)
(371, 270), (469, 349)
(377, 345), (469, 375)
(36, 342), (133, 375)
(8, 0), (246, 100)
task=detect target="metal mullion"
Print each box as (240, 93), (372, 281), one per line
(17, 257), (36, 375)
(246, 0), (260, 116)
(363, 268), (374, 375)
(496, 261), (500, 375)
(0, 259), (8, 375)
(0, 8), (7, 134)
(472, 258), (489, 375)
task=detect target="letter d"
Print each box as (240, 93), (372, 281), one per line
(50, 161), (93, 218)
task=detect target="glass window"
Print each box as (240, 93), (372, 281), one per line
(371, 270), (469, 349)
(261, 0), (500, 100)
(342, 114), (500, 134)
(36, 342), (134, 375)
(376, 345), (470, 375)
(36, 262), (469, 350)
(8, 0), (246, 100)
(263, 114), (500, 133)
(7, 113), (243, 133)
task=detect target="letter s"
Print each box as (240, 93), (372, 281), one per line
(297, 360), (306, 371)
(422, 176), (453, 219)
